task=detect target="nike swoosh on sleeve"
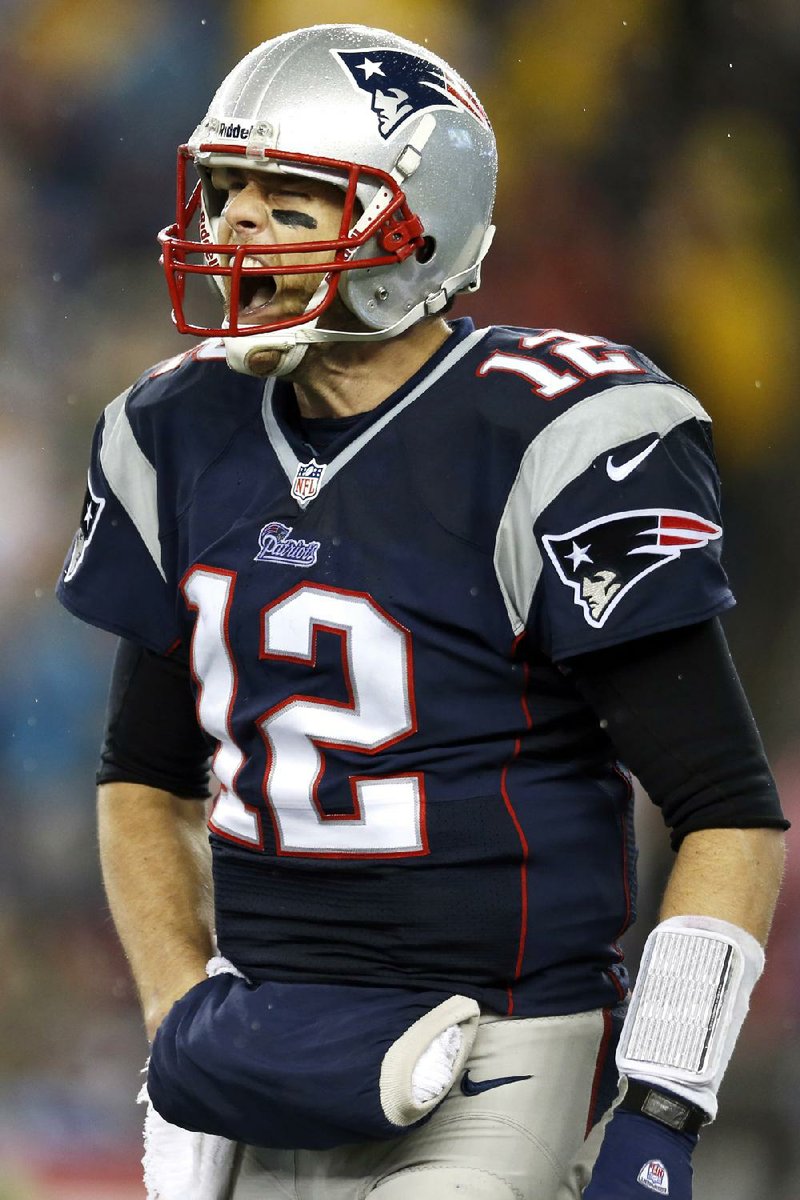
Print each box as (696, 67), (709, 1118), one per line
(606, 438), (660, 482)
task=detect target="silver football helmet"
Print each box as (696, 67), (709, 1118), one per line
(158, 24), (497, 375)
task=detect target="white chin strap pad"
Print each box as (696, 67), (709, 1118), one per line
(616, 914), (765, 1121)
(224, 334), (310, 378)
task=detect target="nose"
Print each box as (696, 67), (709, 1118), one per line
(223, 181), (269, 238)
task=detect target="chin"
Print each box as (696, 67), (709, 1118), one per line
(242, 346), (289, 377)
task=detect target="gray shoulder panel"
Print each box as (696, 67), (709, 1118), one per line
(493, 382), (710, 635)
(99, 389), (166, 581)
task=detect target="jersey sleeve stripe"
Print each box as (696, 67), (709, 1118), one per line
(493, 382), (711, 635)
(99, 388), (167, 582)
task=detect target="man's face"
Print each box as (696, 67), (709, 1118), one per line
(210, 166), (347, 349)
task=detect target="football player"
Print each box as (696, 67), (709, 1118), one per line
(57, 23), (787, 1200)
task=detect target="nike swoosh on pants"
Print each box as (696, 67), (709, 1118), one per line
(460, 1069), (532, 1096)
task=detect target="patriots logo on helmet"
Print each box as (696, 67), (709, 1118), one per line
(332, 48), (490, 139)
(542, 508), (723, 628)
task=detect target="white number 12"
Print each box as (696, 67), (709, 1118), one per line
(182, 569), (427, 858)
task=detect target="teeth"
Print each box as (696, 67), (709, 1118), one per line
(235, 253), (276, 312)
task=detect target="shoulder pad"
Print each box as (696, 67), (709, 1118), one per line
(111, 340), (264, 466)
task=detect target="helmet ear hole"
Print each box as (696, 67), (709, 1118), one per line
(416, 236), (436, 264)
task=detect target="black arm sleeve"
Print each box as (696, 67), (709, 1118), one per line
(96, 638), (213, 799)
(564, 618), (788, 848)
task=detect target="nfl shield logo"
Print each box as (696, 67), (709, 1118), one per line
(291, 458), (326, 506)
(637, 1159), (669, 1195)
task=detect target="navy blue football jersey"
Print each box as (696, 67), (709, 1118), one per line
(58, 318), (734, 1017)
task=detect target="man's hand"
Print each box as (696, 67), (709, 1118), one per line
(582, 1108), (696, 1198)
(144, 968), (209, 1041)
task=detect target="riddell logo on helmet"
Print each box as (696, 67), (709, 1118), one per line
(219, 122), (252, 139)
(206, 118), (252, 140)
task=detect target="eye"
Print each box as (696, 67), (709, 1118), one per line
(272, 190), (312, 203)
(210, 168), (246, 196)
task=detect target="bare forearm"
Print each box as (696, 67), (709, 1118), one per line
(98, 782), (215, 1038)
(660, 826), (786, 945)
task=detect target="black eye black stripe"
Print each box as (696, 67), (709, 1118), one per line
(271, 210), (318, 229)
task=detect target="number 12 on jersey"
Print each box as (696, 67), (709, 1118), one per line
(477, 329), (644, 398)
(182, 568), (428, 858)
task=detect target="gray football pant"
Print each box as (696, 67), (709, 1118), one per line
(229, 1006), (617, 1200)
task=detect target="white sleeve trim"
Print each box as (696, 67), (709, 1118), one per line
(99, 389), (166, 582)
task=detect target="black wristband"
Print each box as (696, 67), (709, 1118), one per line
(620, 1079), (708, 1135)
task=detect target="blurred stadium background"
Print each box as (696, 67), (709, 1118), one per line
(1, 1), (798, 1196)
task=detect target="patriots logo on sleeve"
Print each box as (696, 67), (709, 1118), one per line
(332, 48), (490, 139)
(63, 473), (106, 583)
(542, 509), (722, 628)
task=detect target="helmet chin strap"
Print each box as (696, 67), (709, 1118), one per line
(223, 268), (331, 377)
(222, 222), (495, 376)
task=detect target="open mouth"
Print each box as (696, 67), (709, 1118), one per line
(236, 257), (277, 316)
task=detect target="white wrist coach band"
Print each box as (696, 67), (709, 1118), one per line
(616, 914), (765, 1121)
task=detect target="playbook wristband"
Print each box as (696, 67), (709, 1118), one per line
(616, 915), (765, 1122)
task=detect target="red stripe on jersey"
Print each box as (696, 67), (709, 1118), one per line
(585, 1008), (614, 1137)
(501, 744), (529, 1016)
(502, 650), (533, 1015)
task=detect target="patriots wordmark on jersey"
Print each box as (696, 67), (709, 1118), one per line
(58, 319), (733, 1017)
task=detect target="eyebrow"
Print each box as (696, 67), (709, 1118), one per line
(271, 210), (318, 230)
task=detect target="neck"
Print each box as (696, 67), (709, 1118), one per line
(290, 318), (453, 419)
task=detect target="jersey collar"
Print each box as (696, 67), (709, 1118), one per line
(262, 318), (488, 507)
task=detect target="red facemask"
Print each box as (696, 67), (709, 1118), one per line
(158, 144), (426, 337)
